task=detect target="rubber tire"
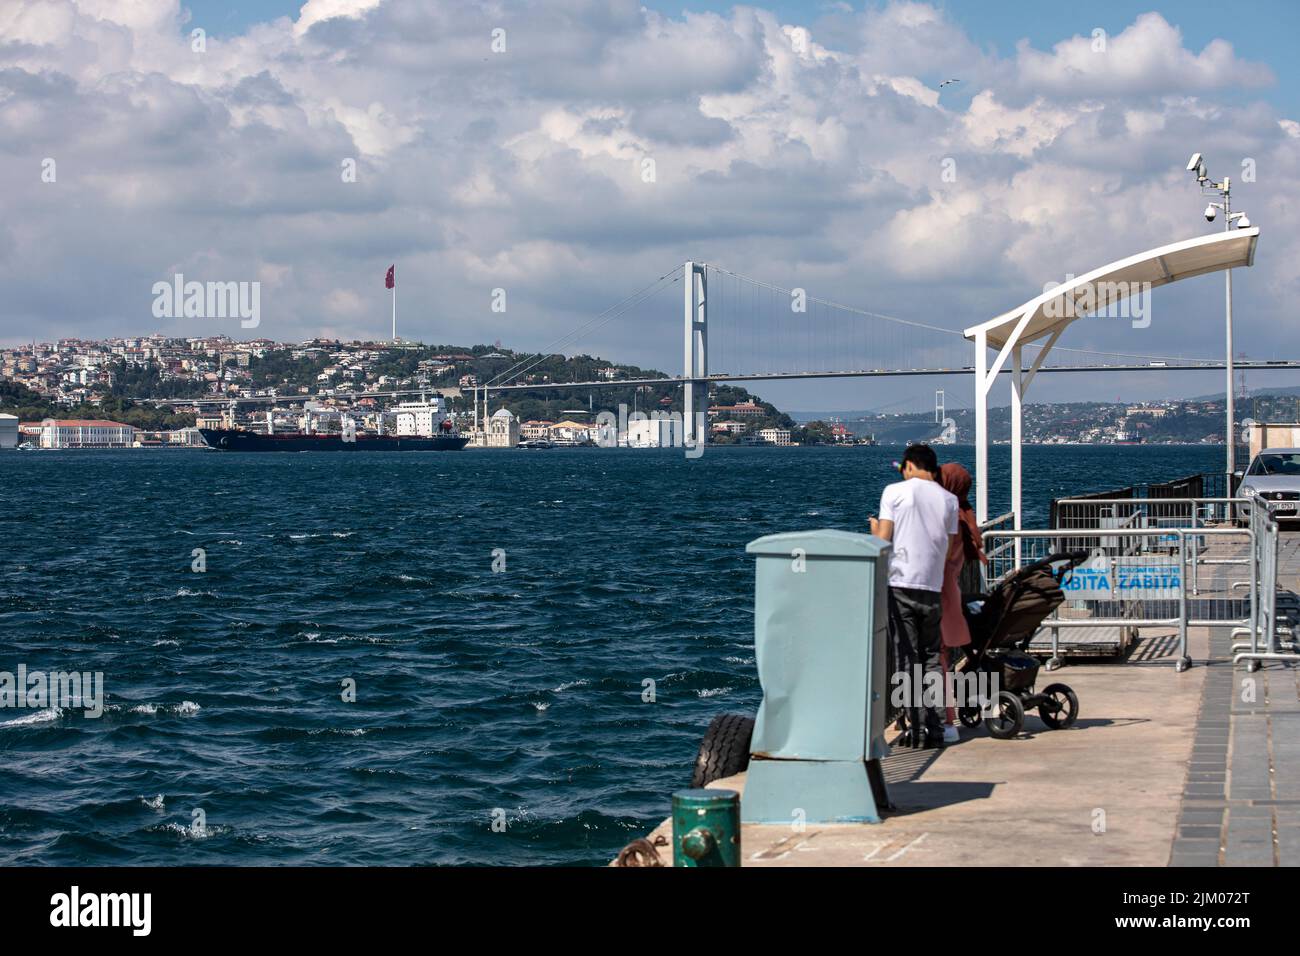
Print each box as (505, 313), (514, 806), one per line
(1037, 683), (1079, 730)
(958, 706), (982, 728)
(691, 713), (755, 787)
(986, 691), (1024, 740)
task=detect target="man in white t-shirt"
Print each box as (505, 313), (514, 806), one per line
(869, 444), (958, 748)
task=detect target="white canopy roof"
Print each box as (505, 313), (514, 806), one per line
(964, 228), (1260, 350)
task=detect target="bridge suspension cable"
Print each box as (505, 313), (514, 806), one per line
(475, 260), (1276, 394)
(486, 265), (683, 389)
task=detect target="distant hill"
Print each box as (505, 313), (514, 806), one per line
(1189, 385), (1300, 402)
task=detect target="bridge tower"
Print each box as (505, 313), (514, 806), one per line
(683, 261), (708, 447)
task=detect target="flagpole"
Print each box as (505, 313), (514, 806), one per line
(391, 284), (396, 341)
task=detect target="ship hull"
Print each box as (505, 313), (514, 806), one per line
(199, 429), (470, 452)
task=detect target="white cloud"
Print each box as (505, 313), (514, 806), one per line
(0, 0), (1293, 401)
(1014, 12), (1273, 97)
(295, 0), (384, 38)
(961, 91), (1079, 158)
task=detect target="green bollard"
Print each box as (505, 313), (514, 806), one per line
(672, 789), (741, 867)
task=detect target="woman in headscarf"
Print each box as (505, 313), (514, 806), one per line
(938, 462), (986, 741)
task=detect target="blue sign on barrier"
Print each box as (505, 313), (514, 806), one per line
(1064, 559), (1181, 600)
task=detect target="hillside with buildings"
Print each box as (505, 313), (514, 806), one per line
(0, 336), (800, 448)
(7, 335), (1291, 450)
(803, 393), (1300, 446)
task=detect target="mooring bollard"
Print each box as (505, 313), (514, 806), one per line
(672, 789), (740, 867)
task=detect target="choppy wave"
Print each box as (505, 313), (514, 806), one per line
(0, 707), (63, 728)
(0, 444), (1218, 864)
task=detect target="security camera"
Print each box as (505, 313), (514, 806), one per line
(1205, 204), (1217, 222)
(1237, 214), (1251, 229)
(1186, 152), (1202, 172)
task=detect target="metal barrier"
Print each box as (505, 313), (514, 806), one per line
(962, 496), (1290, 675)
(1231, 498), (1300, 670)
(973, 511), (1014, 592)
(985, 496), (1257, 672)
(984, 526), (1252, 672)
(1052, 497), (1246, 612)
(1048, 472), (1236, 526)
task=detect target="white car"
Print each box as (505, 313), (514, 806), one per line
(1237, 448), (1300, 523)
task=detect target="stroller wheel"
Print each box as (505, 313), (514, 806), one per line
(1038, 683), (1079, 730)
(958, 706), (982, 728)
(986, 691), (1024, 740)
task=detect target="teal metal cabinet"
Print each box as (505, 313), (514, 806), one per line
(741, 529), (892, 824)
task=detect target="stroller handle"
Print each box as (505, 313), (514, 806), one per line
(1016, 549), (1089, 577)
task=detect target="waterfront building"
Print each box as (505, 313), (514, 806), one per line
(711, 420), (748, 435)
(521, 420), (555, 440)
(487, 407), (520, 448)
(0, 413), (16, 449)
(708, 401), (764, 418)
(169, 427), (207, 446)
(626, 417), (682, 448)
(39, 418), (135, 448)
(550, 419), (596, 444)
(755, 427), (793, 446)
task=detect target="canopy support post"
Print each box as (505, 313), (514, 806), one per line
(1011, 344), (1024, 565)
(975, 328), (988, 526)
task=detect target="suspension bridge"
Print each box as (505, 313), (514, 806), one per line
(479, 245), (1293, 407)
(472, 228), (1286, 528)
(177, 232), (1291, 429)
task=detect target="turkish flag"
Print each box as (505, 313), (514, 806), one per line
(385, 265), (395, 289)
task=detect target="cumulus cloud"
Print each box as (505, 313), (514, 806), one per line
(0, 0), (1294, 405)
(1014, 13), (1274, 98)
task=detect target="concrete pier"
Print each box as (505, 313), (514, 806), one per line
(631, 530), (1300, 867)
(638, 629), (1205, 866)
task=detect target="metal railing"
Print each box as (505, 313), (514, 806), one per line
(1052, 497), (1245, 607)
(1231, 497), (1299, 670)
(980, 496), (1271, 672)
(983, 525), (1252, 671)
(1048, 472), (1237, 527)
(967, 494), (1294, 673)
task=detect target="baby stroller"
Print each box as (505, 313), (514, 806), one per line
(956, 550), (1087, 739)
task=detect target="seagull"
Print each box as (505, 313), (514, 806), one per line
(939, 78), (960, 88)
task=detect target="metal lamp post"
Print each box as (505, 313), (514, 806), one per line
(1187, 153), (1251, 476)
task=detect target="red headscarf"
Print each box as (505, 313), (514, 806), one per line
(940, 463), (986, 564)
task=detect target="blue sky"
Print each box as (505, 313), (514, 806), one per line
(181, 0), (1300, 110)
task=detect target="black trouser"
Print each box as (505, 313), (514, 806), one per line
(889, 586), (945, 744)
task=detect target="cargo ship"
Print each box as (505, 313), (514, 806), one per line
(199, 429), (469, 451)
(200, 398), (470, 452)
